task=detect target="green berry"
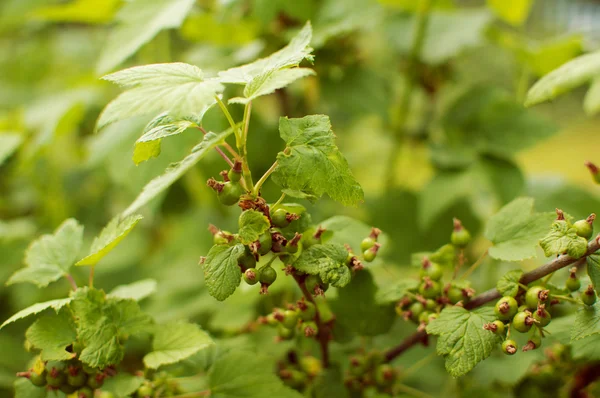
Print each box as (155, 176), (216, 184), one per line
(302, 321), (319, 337)
(257, 232), (273, 255)
(525, 286), (550, 309)
(99, 392), (116, 398)
(566, 276), (581, 292)
(305, 274), (328, 295)
(418, 279), (442, 299)
(523, 335), (542, 351)
(45, 367), (66, 388)
(60, 384), (78, 394)
(282, 310), (299, 329)
(213, 230), (231, 245)
(425, 299), (437, 311)
(418, 311), (432, 324)
(495, 296), (519, 321)
(78, 387), (94, 398)
(243, 268), (259, 285)
(45, 360), (66, 373)
(447, 287), (466, 304)
(228, 167), (242, 183)
(238, 251), (256, 270)
(502, 339), (518, 355)
(582, 285), (597, 306)
(272, 209), (291, 228)
(451, 228), (471, 248)
(137, 384), (154, 397)
(512, 311), (533, 333)
(361, 237), (376, 252)
(374, 364), (396, 387)
(278, 324), (295, 340)
(298, 300), (316, 321)
(29, 370), (47, 387)
(218, 181), (244, 206)
(533, 306), (551, 327)
(87, 372), (104, 389)
(420, 260), (443, 281)
(573, 219), (593, 240)
(67, 368), (87, 388)
(258, 265), (277, 285)
(409, 302), (424, 322)
(484, 320), (505, 335)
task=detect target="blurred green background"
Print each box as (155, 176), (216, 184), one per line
(1, 0), (600, 396)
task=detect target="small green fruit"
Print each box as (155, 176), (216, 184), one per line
(228, 167), (242, 183)
(451, 218), (471, 248)
(45, 368), (66, 388)
(29, 370), (47, 387)
(573, 218), (593, 240)
(257, 232), (273, 255)
(525, 286), (550, 309)
(282, 310), (299, 329)
(512, 311), (533, 333)
(243, 268), (258, 285)
(60, 384), (78, 394)
(302, 321), (319, 337)
(67, 368), (87, 388)
(218, 181), (244, 206)
(418, 280), (442, 299)
(447, 287), (466, 304)
(582, 285), (598, 306)
(374, 364), (396, 387)
(494, 296), (519, 321)
(408, 302), (424, 322)
(137, 384), (154, 397)
(238, 251), (256, 270)
(533, 306), (551, 327)
(272, 209), (291, 228)
(566, 276), (581, 292)
(259, 265), (277, 285)
(361, 237), (376, 252)
(502, 339), (518, 355)
(305, 274), (327, 295)
(420, 259), (443, 281)
(87, 372), (104, 389)
(425, 299), (437, 311)
(278, 324), (295, 340)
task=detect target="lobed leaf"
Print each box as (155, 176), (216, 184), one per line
(100, 373), (145, 398)
(238, 210), (270, 245)
(572, 301), (600, 341)
(76, 214), (143, 266)
(539, 220), (588, 259)
(427, 306), (501, 377)
(496, 269), (524, 297)
(1, 298), (72, 329)
(272, 115), (364, 206)
(8, 219), (84, 287)
(107, 279), (158, 302)
(25, 309), (76, 361)
(293, 243), (352, 288)
(230, 68), (316, 104)
(143, 322), (213, 369)
(203, 244), (245, 301)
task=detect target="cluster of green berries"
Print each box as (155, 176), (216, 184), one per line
(345, 351), (398, 395)
(261, 297), (319, 341)
(207, 161), (245, 206)
(133, 372), (182, 398)
(18, 358), (114, 397)
(514, 343), (573, 397)
(360, 227), (382, 262)
(276, 350), (322, 391)
(565, 266), (597, 305)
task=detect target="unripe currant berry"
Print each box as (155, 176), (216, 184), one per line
(302, 321), (319, 337)
(259, 265), (277, 285)
(418, 311), (432, 324)
(447, 287), (467, 304)
(573, 214), (595, 240)
(29, 370), (47, 387)
(420, 257), (443, 281)
(228, 161), (242, 183)
(566, 275), (581, 292)
(257, 232), (273, 255)
(512, 311), (534, 333)
(305, 274), (328, 295)
(211, 227), (233, 245)
(582, 285), (597, 306)
(217, 181), (244, 206)
(297, 299), (316, 321)
(374, 364), (396, 387)
(494, 296), (519, 321)
(136, 384), (154, 397)
(525, 286), (550, 310)
(67, 367), (87, 388)
(418, 278), (442, 299)
(45, 367), (66, 388)
(502, 339), (518, 355)
(523, 335), (542, 352)
(425, 299), (437, 311)
(60, 384), (78, 394)
(533, 305), (551, 327)
(451, 218), (471, 248)
(483, 320), (506, 335)
(77, 387), (94, 398)
(286, 232), (302, 254)
(238, 251), (256, 270)
(271, 209), (291, 228)
(86, 372), (104, 389)
(408, 302), (425, 322)
(280, 369), (307, 388)
(278, 324), (295, 340)
(282, 310), (299, 329)
(361, 237), (376, 252)
(243, 268), (258, 285)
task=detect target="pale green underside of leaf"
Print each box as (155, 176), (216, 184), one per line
(496, 269), (524, 297)
(208, 350), (303, 398)
(584, 77), (600, 115)
(539, 220), (589, 258)
(485, 197), (554, 261)
(143, 322), (213, 369)
(217, 22), (313, 85)
(100, 373), (146, 398)
(1, 298), (72, 329)
(0, 133), (22, 166)
(525, 50), (600, 107)
(8, 218), (84, 287)
(96, 0), (195, 73)
(427, 306), (501, 377)
(26, 310), (76, 361)
(204, 244), (245, 301)
(14, 378), (45, 398)
(76, 214), (143, 266)
(238, 210), (270, 245)
(122, 126), (236, 217)
(572, 301), (600, 341)
(97, 63), (223, 131)
(107, 279), (158, 301)
(293, 243), (352, 288)
(229, 68), (315, 104)
(133, 140), (161, 165)
(272, 115), (363, 206)
(588, 254), (600, 293)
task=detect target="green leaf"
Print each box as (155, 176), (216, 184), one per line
(411, 244), (456, 268)
(25, 309), (76, 361)
(122, 126), (236, 217)
(487, 0), (533, 26)
(584, 77), (600, 116)
(208, 350), (303, 398)
(313, 367), (350, 398)
(70, 288), (152, 368)
(97, 0), (195, 73)
(32, 0), (120, 24)
(496, 269), (524, 297)
(426, 306), (502, 377)
(588, 254), (600, 293)
(107, 279), (158, 302)
(485, 197), (555, 261)
(272, 115), (364, 206)
(14, 378), (45, 398)
(330, 271), (395, 336)
(1, 298), (72, 329)
(218, 22), (313, 85)
(572, 301), (600, 341)
(230, 68), (316, 104)
(76, 214), (143, 266)
(99, 373), (145, 398)
(97, 63), (223, 131)
(0, 133), (22, 166)
(238, 210), (270, 245)
(539, 220), (589, 259)
(319, 215), (388, 256)
(525, 50), (600, 107)
(203, 244), (245, 301)
(8, 218), (84, 287)
(143, 322), (213, 369)
(133, 113), (198, 164)
(376, 279), (419, 304)
(293, 243), (352, 288)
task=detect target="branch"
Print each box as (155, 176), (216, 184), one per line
(384, 235), (600, 363)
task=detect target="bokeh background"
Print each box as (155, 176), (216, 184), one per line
(1, 0), (600, 396)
